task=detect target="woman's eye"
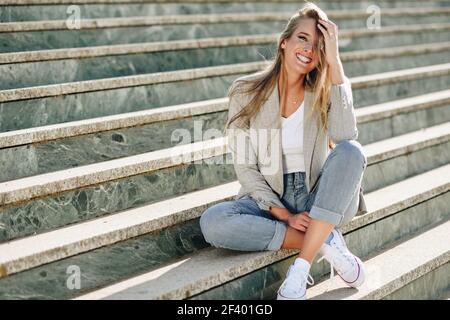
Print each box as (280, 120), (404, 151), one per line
(298, 36), (307, 41)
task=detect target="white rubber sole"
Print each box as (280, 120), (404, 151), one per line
(276, 292), (306, 300)
(340, 256), (366, 288)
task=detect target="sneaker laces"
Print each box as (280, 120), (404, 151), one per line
(317, 246), (355, 291)
(279, 266), (315, 296)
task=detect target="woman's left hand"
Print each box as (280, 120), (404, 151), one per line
(317, 18), (341, 67)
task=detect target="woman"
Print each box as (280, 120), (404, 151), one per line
(200, 2), (368, 300)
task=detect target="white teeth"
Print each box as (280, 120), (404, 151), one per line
(296, 54), (311, 64)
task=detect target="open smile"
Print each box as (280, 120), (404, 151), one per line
(296, 53), (312, 65)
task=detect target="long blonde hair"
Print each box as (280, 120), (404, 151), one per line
(224, 2), (333, 146)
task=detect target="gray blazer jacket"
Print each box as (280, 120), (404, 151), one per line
(226, 71), (368, 216)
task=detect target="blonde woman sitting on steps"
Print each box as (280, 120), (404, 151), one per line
(200, 2), (368, 300)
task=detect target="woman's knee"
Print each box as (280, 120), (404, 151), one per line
(334, 140), (367, 168)
(199, 201), (234, 246)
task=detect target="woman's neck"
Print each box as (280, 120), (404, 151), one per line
(278, 69), (306, 92)
(278, 69), (306, 114)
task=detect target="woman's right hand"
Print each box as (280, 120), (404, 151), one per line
(287, 212), (311, 232)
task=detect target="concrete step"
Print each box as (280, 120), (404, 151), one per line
(2, 149), (449, 277)
(1, 88), (450, 150)
(307, 221), (450, 300)
(1, 60), (450, 132)
(382, 259), (450, 300)
(0, 121), (449, 243)
(361, 122), (450, 192)
(2, 34), (450, 90)
(3, 0), (450, 22)
(1, 88), (449, 182)
(0, 163), (448, 299)
(357, 90), (450, 145)
(1, 8), (450, 52)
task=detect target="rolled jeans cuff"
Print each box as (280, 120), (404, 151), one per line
(266, 221), (287, 251)
(309, 205), (343, 226)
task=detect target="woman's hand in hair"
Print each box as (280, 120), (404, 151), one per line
(317, 18), (345, 85)
(287, 212), (311, 232)
(317, 18), (340, 65)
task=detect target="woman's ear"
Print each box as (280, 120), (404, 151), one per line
(281, 40), (286, 49)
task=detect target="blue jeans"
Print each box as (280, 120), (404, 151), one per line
(200, 140), (367, 251)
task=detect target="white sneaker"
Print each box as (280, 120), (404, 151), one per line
(318, 229), (365, 288)
(277, 259), (314, 300)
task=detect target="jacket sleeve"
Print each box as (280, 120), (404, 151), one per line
(226, 82), (286, 211)
(327, 76), (359, 143)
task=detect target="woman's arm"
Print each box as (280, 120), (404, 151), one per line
(318, 18), (358, 143)
(327, 72), (359, 143)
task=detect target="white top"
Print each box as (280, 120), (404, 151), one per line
(281, 101), (306, 174)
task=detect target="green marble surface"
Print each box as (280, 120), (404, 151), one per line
(0, 153), (234, 242)
(338, 29), (450, 53)
(344, 51), (450, 78)
(358, 104), (450, 145)
(1, 101), (449, 184)
(0, 111), (227, 182)
(3, 41), (450, 90)
(383, 261), (450, 300)
(0, 44), (276, 90)
(0, 219), (208, 300)
(1, 72), (450, 133)
(0, 74), (237, 132)
(3, 1), (448, 22)
(355, 75), (450, 108)
(363, 140), (450, 193)
(3, 15), (450, 53)
(1, 136), (448, 243)
(0, 22), (287, 53)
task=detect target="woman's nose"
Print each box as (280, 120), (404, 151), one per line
(303, 44), (313, 52)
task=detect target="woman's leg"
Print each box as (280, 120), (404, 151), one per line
(300, 139), (367, 263)
(281, 226), (306, 249)
(298, 220), (334, 262)
(199, 195), (288, 251)
(277, 140), (367, 299)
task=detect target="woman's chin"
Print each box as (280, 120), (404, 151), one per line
(294, 64), (313, 75)
(285, 60), (316, 76)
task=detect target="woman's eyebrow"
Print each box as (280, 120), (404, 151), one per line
(297, 32), (311, 37)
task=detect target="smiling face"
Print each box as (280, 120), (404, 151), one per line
(280, 18), (321, 76)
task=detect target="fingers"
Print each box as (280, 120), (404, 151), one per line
(290, 214), (311, 231)
(321, 18), (338, 29)
(318, 19), (338, 38)
(317, 23), (328, 38)
(292, 224), (307, 232)
(318, 19), (336, 30)
(300, 215), (311, 224)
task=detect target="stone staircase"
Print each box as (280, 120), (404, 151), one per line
(0, 0), (449, 300)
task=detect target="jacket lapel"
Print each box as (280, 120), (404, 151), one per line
(255, 81), (283, 195)
(303, 90), (319, 193)
(257, 81), (280, 130)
